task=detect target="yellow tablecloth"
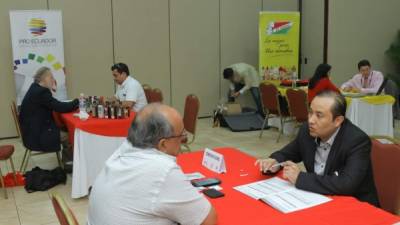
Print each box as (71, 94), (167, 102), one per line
(262, 80), (307, 96)
(345, 95), (395, 106)
(263, 80), (395, 106)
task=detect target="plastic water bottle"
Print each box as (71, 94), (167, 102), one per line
(79, 93), (86, 112)
(291, 72), (297, 88)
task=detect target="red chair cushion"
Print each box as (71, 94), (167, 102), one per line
(0, 145), (14, 160)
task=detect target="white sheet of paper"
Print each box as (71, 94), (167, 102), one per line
(208, 185), (223, 191)
(377, 138), (393, 144)
(185, 172), (205, 181)
(234, 177), (331, 213)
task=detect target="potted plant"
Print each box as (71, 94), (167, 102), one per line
(385, 30), (400, 88)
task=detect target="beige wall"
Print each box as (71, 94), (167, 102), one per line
(328, 0), (400, 86)
(263, 0), (298, 11)
(301, 0), (324, 78)
(48, 0), (114, 98)
(170, 0), (220, 115)
(112, 0), (171, 105)
(220, 0), (262, 108)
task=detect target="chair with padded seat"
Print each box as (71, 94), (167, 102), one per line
(150, 88), (163, 103)
(11, 101), (63, 174)
(181, 94), (200, 152)
(142, 84), (152, 103)
(370, 137), (400, 215)
(51, 193), (80, 225)
(286, 88), (309, 136)
(0, 145), (17, 199)
(259, 83), (292, 142)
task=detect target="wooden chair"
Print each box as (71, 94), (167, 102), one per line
(142, 84), (152, 103)
(51, 193), (80, 225)
(259, 83), (291, 142)
(370, 137), (400, 215)
(286, 88), (309, 136)
(10, 101), (21, 138)
(0, 145), (17, 199)
(181, 94), (200, 152)
(11, 101), (63, 174)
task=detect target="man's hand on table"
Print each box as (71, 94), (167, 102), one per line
(342, 87), (351, 92)
(255, 158), (280, 173)
(282, 161), (300, 185)
(342, 87), (360, 93)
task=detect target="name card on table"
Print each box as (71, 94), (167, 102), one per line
(202, 148), (226, 173)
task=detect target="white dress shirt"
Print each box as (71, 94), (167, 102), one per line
(87, 140), (211, 225)
(340, 70), (384, 94)
(228, 63), (260, 94)
(314, 127), (340, 175)
(115, 76), (148, 112)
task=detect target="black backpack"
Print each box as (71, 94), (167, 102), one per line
(24, 166), (67, 193)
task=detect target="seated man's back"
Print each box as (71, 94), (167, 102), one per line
(88, 104), (215, 225)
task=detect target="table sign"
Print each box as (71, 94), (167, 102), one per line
(202, 148), (226, 173)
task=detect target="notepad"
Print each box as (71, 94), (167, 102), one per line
(234, 177), (332, 213)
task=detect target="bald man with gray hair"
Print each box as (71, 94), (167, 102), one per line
(19, 67), (78, 152)
(88, 103), (217, 225)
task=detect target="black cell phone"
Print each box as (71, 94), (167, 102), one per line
(203, 188), (225, 198)
(191, 178), (221, 187)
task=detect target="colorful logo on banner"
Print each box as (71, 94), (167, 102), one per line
(267, 21), (293, 35)
(259, 12), (300, 81)
(13, 53), (64, 72)
(28, 18), (47, 36)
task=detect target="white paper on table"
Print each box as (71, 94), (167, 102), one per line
(208, 185), (223, 191)
(377, 138), (393, 144)
(185, 172), (205, 181)
(234, 177), (331, 213)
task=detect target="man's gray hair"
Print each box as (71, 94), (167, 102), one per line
(127, 103), (174, 149)
(33, 67), (51, 83)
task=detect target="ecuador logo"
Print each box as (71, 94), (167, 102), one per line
(267, 21), (293, 35)
(29, 18), (47, 36)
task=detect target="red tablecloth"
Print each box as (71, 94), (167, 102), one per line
(177, 148), (400, 225)
(60, 111), (135, 147)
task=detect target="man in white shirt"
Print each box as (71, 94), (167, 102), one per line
(112, 63), (147, 111)
(223, 63), (263, 116)
(341, 59), (384, 94)
(88, 103), (217, 225)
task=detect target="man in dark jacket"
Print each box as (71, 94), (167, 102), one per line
(19, 67), (78, 152)
(256, 90), (379, 206)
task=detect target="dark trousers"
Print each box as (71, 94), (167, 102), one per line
(228, 83), (264, 116)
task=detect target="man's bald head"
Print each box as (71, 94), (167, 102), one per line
(137, 103), (181, 130)
(127, 103), (184, 151)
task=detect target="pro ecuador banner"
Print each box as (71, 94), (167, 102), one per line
(10, 10), (67, 104)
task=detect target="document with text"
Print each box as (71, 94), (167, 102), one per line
(234, 177), (332, 213)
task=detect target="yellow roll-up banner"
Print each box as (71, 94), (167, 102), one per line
(259, 11), (300, 80)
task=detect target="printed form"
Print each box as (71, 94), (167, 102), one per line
(234, 177), (331, 213)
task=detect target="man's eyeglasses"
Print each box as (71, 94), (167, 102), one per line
(162, 128), (188, 140)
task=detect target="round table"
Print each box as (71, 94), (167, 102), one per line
(61, 112), (135, 198)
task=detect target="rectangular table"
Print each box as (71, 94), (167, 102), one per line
(177, 148), (400, 225)
(61, 112), (135, 198)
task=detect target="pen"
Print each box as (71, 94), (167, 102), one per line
(270, 162), (284, 169)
